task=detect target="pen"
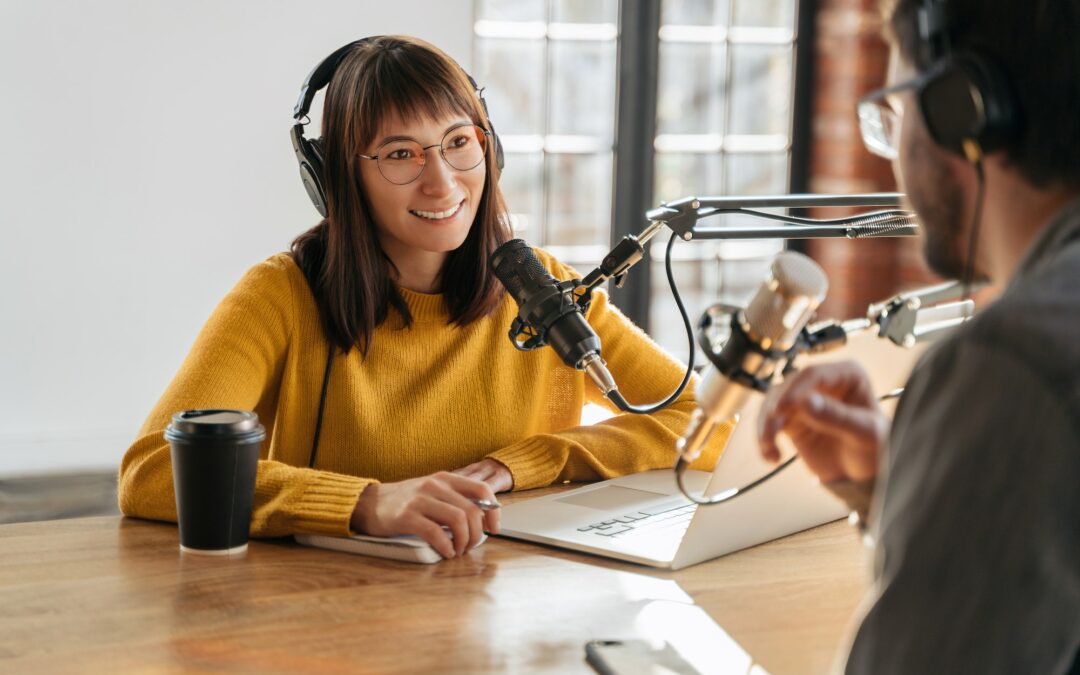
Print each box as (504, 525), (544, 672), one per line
(472, 498), (501, 511)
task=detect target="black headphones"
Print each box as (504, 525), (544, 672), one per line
(290, 37), (505, 218)
(913, 0), (1019, 160)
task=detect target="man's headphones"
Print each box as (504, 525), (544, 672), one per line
(913, 0), (1019, 160)
(289, 37), (504, 217)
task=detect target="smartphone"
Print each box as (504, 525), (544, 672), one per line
(585, 639), (702, 675)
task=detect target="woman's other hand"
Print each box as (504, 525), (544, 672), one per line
(350, 471), (499, 559)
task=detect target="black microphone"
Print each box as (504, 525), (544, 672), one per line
(490, 239), (618, 393)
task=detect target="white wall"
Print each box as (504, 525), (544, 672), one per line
(0, 0), (474, 475)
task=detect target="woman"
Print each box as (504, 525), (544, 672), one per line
(119, 36), (727, 559)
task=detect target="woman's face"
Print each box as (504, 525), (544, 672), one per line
(359, 110), (487, 272)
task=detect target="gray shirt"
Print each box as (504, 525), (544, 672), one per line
(845, 199), (1080, 674)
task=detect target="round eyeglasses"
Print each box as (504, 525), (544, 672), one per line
(359, 123), (489, 185)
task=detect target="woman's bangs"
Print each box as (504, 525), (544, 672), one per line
(363, 65), (477, 145)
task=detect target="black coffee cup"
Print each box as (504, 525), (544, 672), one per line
(165, 410), (265, 555)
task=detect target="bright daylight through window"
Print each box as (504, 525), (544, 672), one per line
(475, 0), (800, 361)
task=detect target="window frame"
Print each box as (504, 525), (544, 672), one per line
(473, 0), (817, 331)
(612, 0), (816, 328)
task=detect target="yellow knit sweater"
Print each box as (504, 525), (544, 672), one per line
(118, 249), (730, 538)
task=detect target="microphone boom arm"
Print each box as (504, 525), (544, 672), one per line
(579, 193), (914, 293)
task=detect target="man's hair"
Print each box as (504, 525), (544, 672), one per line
(886, 0), (1080, 189)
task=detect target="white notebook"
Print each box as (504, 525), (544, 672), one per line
(295, 532), (486, 564)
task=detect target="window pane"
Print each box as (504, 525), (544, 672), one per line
(549, 40), (617, 139)
(498, 152), (544, 241)
(657, 42), (726, 136)
(475, 38), (546, 136)
(725, 152), (789, 194)
(546, 153), (612, 246)
(728, 44), (793, 136)
(733, 0), (796, 28)
(476, 0), (546, 22)
(552, 0), (618, 24)
(655, 152), (723, 204)
(662, 0), (731, 25)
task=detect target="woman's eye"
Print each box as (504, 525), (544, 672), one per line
(448, 133), (471, 149)
(386, 148), (415, 161)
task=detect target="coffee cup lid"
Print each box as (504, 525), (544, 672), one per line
(166, 409), (264, 438)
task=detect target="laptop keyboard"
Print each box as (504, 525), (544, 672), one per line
(575, 498), (698, 540)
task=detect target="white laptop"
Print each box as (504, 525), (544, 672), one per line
(497, 332), (925, 570)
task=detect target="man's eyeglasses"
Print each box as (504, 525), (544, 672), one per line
(359, 123), (489, 185)
(857, 73), (927, 160)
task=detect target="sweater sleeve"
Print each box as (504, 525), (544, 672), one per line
(488, 254), (732, 490)
(117, 256), (371, 538)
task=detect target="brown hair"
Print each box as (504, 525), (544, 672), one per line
(291, 35), (511, 355)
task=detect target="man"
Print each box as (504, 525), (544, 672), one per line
(757, 0), (1080, 672)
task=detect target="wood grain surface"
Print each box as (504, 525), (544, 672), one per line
(0, 487), (870, 674)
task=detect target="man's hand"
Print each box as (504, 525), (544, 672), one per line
(757, 361), (888, 484)
(350, 472), (500, 559)
(452, 458), (514, 493)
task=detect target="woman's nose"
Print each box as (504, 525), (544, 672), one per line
(419, 149), (456, 196)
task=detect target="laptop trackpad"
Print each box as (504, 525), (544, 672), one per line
(555, 485), (669, 511)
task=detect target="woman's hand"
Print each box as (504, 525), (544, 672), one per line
(451, 458), (514, 493)
(350, 471), (500, 559)
(757, 361), (888, 484)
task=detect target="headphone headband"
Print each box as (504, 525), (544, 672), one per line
(909, 0), (1019, 158)
(293, 39), (372, 120)
(917, 0), (951, 62)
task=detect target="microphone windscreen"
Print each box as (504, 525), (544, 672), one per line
(490, 239), (553, 302)
(743, 252), (828, 351)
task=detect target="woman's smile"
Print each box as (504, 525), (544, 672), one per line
(410, 198), (465, 222)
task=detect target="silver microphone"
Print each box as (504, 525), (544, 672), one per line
(676, 251), (829, 462)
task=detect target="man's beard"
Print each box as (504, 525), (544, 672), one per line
(901, 132), (972, 279)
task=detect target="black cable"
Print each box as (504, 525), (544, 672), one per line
(961, 158), (986, 302)
(308, 342), (335, 468)
(675, 455), (799, 506)
(605, 232), (695, 414)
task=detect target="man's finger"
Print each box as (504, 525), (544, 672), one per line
(798, 392), (885, 447)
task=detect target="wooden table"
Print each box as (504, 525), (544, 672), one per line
(0, 488), (871, 674)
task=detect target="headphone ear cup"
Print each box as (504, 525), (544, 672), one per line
(307, 137), (326, 177)
(488, 122), (505, 172)
(465, 72), (505, 173)
(918, 54), (1019, 156)
(960, 54), (1019, 153)
(291, 125), (329, 217)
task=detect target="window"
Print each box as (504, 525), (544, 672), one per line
(473, 0), (619, 271)
(475, 0), (803, 361)
(649, 0), (799, 359)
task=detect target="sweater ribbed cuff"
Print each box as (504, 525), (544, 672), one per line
(488, 437), (560, 491)
(291, 472), (375, 537)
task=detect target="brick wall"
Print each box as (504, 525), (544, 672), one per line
(806, 0), (940, 321)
